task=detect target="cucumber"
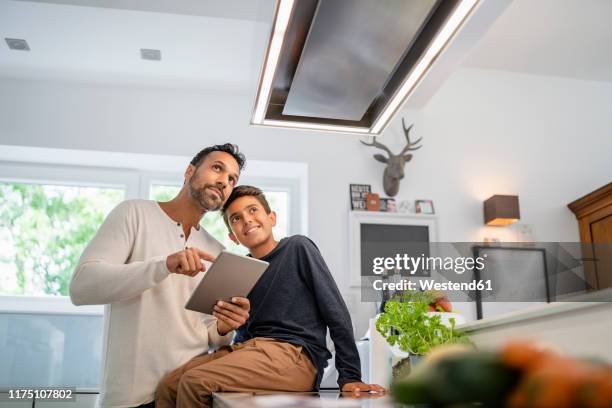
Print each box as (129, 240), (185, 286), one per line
(393, 351), (520, 405)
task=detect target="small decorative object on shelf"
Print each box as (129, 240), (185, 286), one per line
(398, 200), (414, 213)
(349, 184), (371, 210)
(366, 193), (381, 211)
(380, 198), (397, 212)
(415, 199), (435, 214)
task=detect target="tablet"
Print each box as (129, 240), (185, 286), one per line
(185, 250), (269, 315)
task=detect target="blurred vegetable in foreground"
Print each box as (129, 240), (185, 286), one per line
(392, 341), (612, 408)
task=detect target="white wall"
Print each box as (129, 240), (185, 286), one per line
(387, 68), (612, 244)
(1, 67), (611, 332)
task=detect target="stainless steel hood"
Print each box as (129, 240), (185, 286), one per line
(283, 0), (437, 121)
(252, 0), (511, 134)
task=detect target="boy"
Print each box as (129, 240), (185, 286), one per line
(156, 186), (384, 408)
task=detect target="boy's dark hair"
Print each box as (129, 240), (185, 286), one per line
(222, 185), (271, 229)
(190, 143), (246, 171)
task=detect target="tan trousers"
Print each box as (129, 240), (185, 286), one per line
(155, 337), (317, 408)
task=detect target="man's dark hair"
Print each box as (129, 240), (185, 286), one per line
(222, 185), (271, 229)
(190, 143), (246, 171)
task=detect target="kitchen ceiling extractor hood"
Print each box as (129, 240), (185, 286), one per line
(251, 0), (494, 134)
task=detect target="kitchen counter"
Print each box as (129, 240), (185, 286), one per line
(213, 391), (393, 408)
(458, 287), (612, 361)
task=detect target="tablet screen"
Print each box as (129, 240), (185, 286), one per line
(184, 250), (269, 315)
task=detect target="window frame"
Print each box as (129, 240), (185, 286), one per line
(0, 161), (140, 196)
(0, 161), (140, 315)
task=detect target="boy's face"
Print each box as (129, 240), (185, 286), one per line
(226, 196), (276, 249)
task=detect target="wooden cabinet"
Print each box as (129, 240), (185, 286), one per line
(568, 183), (612, 290)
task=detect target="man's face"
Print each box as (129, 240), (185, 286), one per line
(226, 196), (276, 249)
(186, 151), (240, 211)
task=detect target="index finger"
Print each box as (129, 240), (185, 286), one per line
(193, 248), (216, 262)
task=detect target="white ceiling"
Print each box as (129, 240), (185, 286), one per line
(0, 0), (274, 90)
(463, 0), (612, 83)
(1, 0), (611, 94)
(16, 0), (274, 22)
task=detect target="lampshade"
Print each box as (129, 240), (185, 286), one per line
(484, 195), (520, 226)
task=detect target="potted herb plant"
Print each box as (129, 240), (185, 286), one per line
(376, 290), (470, 380)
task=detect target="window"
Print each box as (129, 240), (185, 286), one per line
(0, 182), (124, 296)
(150, 184), (289, 255)
(0, 312), (103, 389)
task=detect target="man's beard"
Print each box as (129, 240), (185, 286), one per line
(188, 181), (224, 211)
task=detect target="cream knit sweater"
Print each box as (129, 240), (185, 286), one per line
(70, 199), (232, 407)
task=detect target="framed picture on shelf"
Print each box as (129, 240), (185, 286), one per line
(380, 198), (397, 212)
(349, 184), (371, 210)
(366, 193), (381, 211)
(415, 199), (435, 214)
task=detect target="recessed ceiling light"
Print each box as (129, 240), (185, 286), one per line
(5, 38), (30, 51)
(252, 0), (295, 125)
(261, 119), (370, 134)
(140, 48), (161, 61)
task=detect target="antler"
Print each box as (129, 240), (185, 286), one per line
(360, 136), (393, 156)
(400, 118), (422, 154)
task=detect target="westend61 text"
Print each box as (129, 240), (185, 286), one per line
(372, 279), (493, 292)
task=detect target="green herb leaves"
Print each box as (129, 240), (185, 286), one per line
(375, 291), (469, 355)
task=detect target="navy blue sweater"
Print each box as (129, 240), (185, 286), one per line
(234, 235), (361, 388)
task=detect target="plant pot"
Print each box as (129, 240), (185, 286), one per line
(392, 353), (423, 381)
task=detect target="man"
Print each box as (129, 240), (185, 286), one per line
(155, 186), (384, 408)
(69, 144), (251, 408)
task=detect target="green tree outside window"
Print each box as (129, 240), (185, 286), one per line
(0, 183), (123, 296)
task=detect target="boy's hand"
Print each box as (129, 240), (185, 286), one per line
(166, 247), (216, 276)
(214, 297), (250, 335)
(341, 382), (386, 394)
